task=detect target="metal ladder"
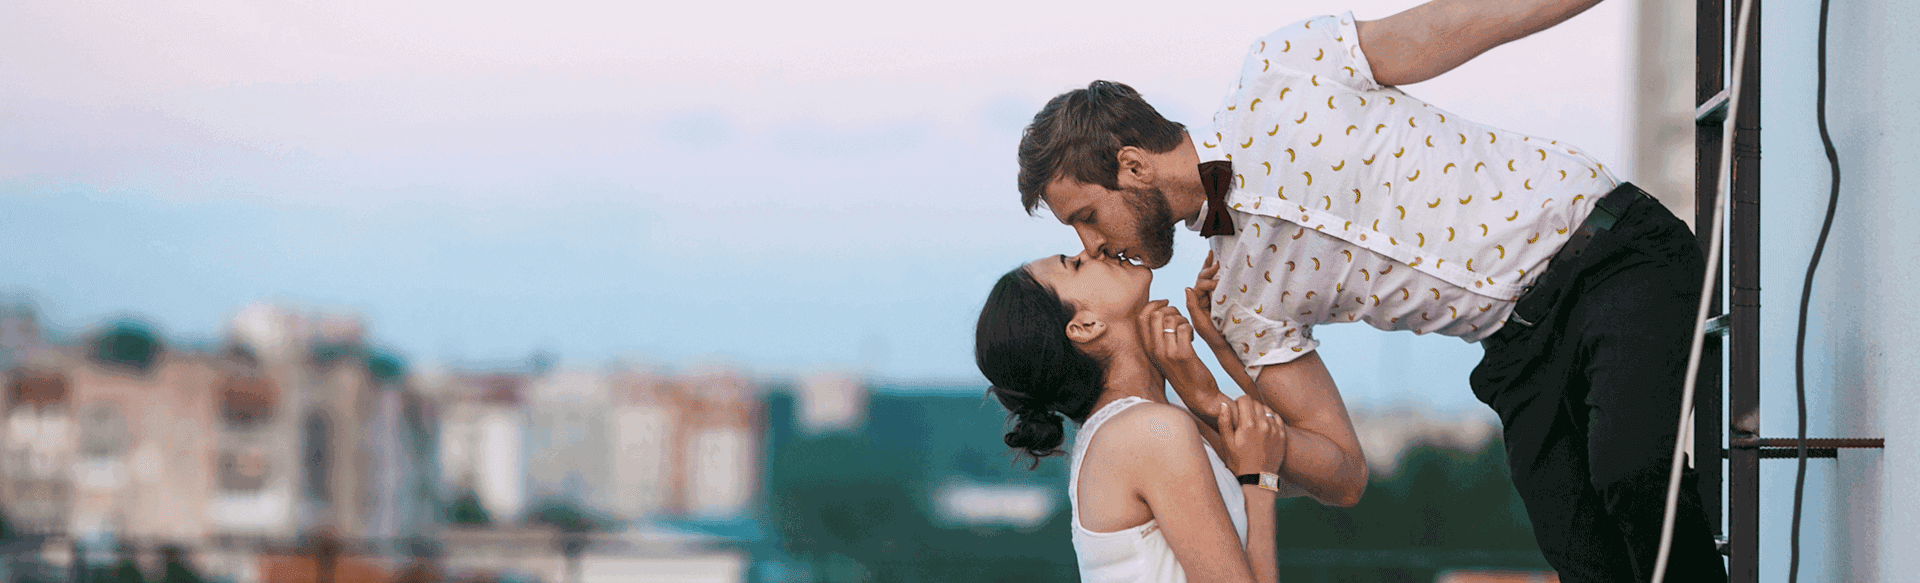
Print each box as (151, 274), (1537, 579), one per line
(1693, 0), (1885, 580)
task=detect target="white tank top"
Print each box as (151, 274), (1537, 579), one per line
(1069, 397), (1250, 583)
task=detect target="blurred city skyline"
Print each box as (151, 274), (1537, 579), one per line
(0, 301), (1538, 582)
(2, 0), (1637, 414)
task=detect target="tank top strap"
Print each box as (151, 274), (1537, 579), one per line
(1068, 396), (1151, 512)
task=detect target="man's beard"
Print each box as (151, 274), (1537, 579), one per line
(1122, 185), (1177, 268)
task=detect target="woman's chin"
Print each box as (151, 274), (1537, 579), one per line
(1132, 266), (1154, 287)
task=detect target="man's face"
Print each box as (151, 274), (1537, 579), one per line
(1043, 178), (1178, 269)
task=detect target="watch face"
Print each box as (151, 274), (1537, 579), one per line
(1260, 473), (1280, 490)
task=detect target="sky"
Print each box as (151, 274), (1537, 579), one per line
(0, 0), (1638, 411)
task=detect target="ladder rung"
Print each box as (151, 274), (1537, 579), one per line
(1696, 88), (1731, 125)
(1732, 437), (1885, 449)
(1703, 314), (1729, 337)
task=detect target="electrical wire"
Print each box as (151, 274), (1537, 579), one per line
(1650, 0), (1755, 578)
(1790, 0), (1841, 579)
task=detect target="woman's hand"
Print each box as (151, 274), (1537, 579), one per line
(1217, 395), (1289, 476)
(1138, 300), (1214, 399)
(1185, 251), (1229, 353)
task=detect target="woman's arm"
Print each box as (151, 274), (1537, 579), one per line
(1219, 397), (1282, 583)
(1141, 297), (1235, 430)
(1179, 254), (1368, 507)
(1147, 294), (1314, 501)
(1112, 402), (1280, 583)
(1193, 407), (1310, 500)
(1135, 251), (1245, 432)
(1174, 254), (1265, 433)
(1357, 0), (1606, 86)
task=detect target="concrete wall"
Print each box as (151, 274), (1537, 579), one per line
(1751, 0), (1918, 579)
(1633, 0), (1697, 224)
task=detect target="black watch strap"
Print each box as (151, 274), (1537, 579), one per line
(1238, 472), (1280, 492)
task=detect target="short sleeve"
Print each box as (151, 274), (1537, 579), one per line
(1254, 12), (1381, 93)
(1214, 303), (1318, 377)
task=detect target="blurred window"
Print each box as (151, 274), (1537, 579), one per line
(219, 448), (270, 491)
(221, 377), (277, 428)
(7, 371), (68, 410)
(617, 407), (670, 517)
(79, 403), (128, 460)
(305, 413), (332, 502)
(689, 427), (750, 517)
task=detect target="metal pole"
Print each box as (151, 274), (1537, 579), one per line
(1727, 0), (1764, 580)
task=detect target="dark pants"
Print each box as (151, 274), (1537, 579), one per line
(1469, 188), (1729, 582)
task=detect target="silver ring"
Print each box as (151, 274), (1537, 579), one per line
(1164, 328), (1176, 333)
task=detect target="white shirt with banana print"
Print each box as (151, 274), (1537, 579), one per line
(1192, 11), (1619, 374)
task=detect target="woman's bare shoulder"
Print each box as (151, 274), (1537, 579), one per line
(1089, 402), (1210, 464)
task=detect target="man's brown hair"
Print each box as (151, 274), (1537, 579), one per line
(1016, 81), (1187, 215)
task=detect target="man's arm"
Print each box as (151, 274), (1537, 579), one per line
(1357, 0), (1606, 86)
(1248, 351), (1368, 507)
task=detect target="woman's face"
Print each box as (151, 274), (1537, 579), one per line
(1025, 251), (1154, 319)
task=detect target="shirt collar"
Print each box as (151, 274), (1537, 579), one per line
(1186, 126), (1226, 231)
(1192, 125), (1228, 163)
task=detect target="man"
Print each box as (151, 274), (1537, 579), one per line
(1013, 1), (1727, 581)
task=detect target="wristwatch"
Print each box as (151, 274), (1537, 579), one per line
(1236, 472), (1280, 492)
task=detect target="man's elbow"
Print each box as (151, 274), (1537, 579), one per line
(1327, 461), (1370, 508)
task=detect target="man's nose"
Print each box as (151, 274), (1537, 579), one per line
(1073, 225), (1108, 259)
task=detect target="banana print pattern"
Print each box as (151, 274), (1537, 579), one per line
(1191, 10), (1614, 372)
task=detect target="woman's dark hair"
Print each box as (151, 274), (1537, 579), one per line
(1017, 80), (1187, 215)
(975, 266), (1105, 468)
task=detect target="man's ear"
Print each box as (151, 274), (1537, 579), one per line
(1115, 146), (1158, 190)
(1065, 311), (1108, 346)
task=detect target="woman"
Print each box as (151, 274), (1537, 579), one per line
(975, 252), (1298, 583)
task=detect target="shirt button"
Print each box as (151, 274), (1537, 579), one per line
(1474, 281), (1484, 288)
(1359, 234), (1368, 241)
(1301, 214), (1310, 222)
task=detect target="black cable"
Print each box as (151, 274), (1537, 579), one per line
(1791, 0), (1841, 579)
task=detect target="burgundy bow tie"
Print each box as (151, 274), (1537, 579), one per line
(1197, 160), (1235, 237)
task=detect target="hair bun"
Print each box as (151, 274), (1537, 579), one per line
(1003, 405), (1065, 462)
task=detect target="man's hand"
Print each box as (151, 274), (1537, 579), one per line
(1186, 250), (1260, 402)
(1185, 251), (1229, 353)
(1359, 0), (1605, 86)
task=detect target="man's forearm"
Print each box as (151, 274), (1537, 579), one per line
(1251, 353), (1369, 507)
(1273, 424), (1367, 507)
